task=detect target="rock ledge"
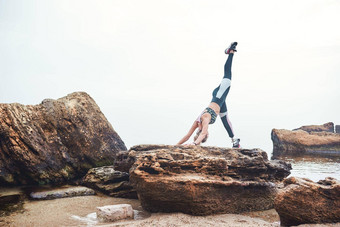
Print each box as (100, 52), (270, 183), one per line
(127, 144), (291, 215)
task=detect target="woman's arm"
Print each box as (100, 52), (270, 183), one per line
(193, 118), (209, 145)
(177, 121), (198, 145)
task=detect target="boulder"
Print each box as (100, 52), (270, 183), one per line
(274, 177), (340, 226)
(272, 127), (340, 157)
(0, 92), (127, 186)
(96, 204), (134, 222)
(30, 186), (95, 200)
(128, 145), (291, 215)
(336, 125), (340, 134)
(82, 166), (137, 198)
(293, 122), (334, 133)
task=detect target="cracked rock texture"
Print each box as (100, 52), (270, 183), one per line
(274, 177), (340, 226)
(82, 166), (137, 198)
(0, 92), (126, 186)
(126, 145), (291, 215)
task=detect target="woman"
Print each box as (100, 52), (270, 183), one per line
(177, 42), (240, 148)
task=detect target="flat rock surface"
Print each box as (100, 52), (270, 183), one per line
(274, 177), (340, 226)
(0, 92), (126, 186)
(129, 144), (291, 215)
(30, 186), (95, 200)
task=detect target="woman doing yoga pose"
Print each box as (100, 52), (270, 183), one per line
(177, 42), (240, 148)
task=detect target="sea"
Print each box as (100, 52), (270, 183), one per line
(273, 154), (340, 182)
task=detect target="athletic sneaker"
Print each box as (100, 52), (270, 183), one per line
(232, 138), (241, 148)
(225, 42), (238, 54)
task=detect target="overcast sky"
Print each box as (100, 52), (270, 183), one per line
(1, 0), (339, 153)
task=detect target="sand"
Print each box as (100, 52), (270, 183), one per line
(101, 212), (277, 227)
(0, 194), (339, 227)
(0, 195), (143, 227)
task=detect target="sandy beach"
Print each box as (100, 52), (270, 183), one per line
(0, 194), (276, 227)
(1, 194), (339, 227)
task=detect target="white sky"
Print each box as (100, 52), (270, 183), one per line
(1, 0), (339, 153)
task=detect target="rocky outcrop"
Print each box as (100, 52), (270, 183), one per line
(0, 92), (126, 186)
(274, 177), (340, 226)
(128, 145), (291, 215)
(272, 123), (340, 158)
(336, 125), (340, 134)
(82, 166), (137, 198)
(293, 122), (334, 133)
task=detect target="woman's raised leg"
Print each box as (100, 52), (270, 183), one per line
(224, 52), (234, 80)
(211, 53), (234, 105)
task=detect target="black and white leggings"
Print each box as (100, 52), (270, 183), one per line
(211, 53), (235, 138)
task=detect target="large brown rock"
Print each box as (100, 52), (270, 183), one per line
(0, 92), (126, 186)
(271, 127), (340, 158)
(293, 122), (334, 133)
(128, 145), (291, 215)
(274, 177), (340, 226)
